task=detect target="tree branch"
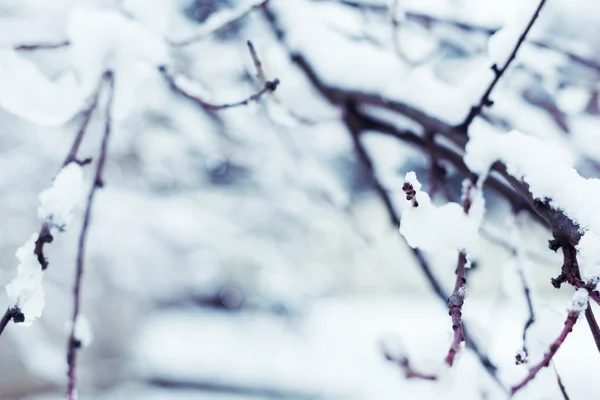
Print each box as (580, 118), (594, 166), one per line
(159, 66), (279, 111)
(585, 305), (600, 355)
(459, 0), (547, 130)
(342, 103), (503, 388)
(510, 310), (579, 396)
(66, 71), (115, 400)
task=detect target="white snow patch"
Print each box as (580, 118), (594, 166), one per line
(399, 172), (482, 257)
(5, 234), (45, 326)
(38, 162), (85, 230)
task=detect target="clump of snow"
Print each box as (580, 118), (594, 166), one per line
(464, 120), (600, 278)
(399, 172), (482, 257)
(555, 85), (590, 115)
(5, 234), (45, 326)
(66, 6), (168, 120)
(569, 288), (589, 313)
(38, 162), (85, 231)
(73, 315), (93, 348)
(0, 49), (84, 125)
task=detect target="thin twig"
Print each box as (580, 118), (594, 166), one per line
(460, 0), (547, 130)
(517, 260), (535, 358)
(159, 66), (279, 111)
(170, 0), (270, 47)
(66, 71), (114, 400)
(510, 310), (579, 396)
(247, 40), (318, 126)
(444, 180), (475, 366)
(584, 304), (600, 354)
(383, 344), (438, 381)
(552, 363), (570, 400)
(14, 41), (70, 51)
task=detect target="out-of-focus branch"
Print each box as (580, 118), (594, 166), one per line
(517, 257), (535, 358)
(510, 310), (579, 396)
(159, 65), (279, 111)
(584, 306), (600, 354)
(66, 71), (115, 400)
(552, 363), (571, 400)
(169, 0), (271, 47)
(0, 308), (24, 336)
(332, 0), (600, 74)
(247, 40), (319, 126)
(0, 73), (109, 337)
(14, 41), (70, 51)
(460, 0), (547, 131)
(34, 74), (106, 273)
(382, 343), (438, 381)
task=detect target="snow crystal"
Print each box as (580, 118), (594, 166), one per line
(399, 172), (481, 257)
(464, 120), (600, 277)
(73, 315), (93, 348)
(38, 162), (84, 230)
(5, 234), (45, 326)
(569, 288), (589, 313)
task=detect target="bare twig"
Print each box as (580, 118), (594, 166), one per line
(247, 40), (268, 85)
(444, 180), (476, 366)
(510, 310), (579, 396)
(246, 40), (318, 126)
(66, 71), (115, 400)
(552, 363), (570, 400)
(170, 0), (270, 47)
(510, 213), (537, 358)
(585, 304), (600, 354)
(334, 0), (600, 75)
(383, 345), (437, 381)
(460, 0), (547, 130)
(517, 259), (536, 357)
(14, 41), (70, 51)
(159, 65), (279, 111)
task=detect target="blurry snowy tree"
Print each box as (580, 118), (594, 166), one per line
(1, 0), (600, 399)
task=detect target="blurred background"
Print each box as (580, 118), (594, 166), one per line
(1, 0), (600, 398)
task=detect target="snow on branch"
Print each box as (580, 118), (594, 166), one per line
(399, 172), (483, 257)
(0, 73), (110, 334)
(169, 0), (271, 47)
